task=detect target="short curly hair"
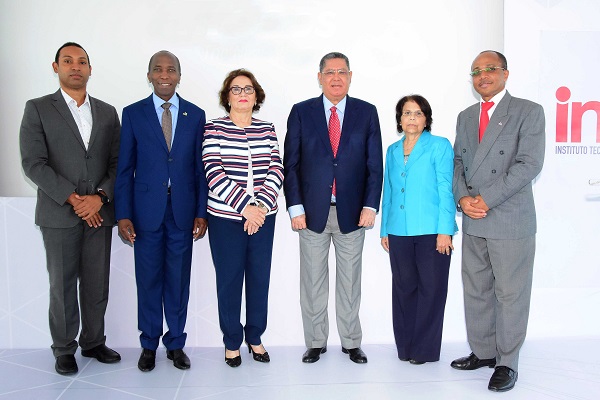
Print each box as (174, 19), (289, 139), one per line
(218, 69), (265, 113)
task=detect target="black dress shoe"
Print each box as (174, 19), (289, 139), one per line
(342, 347), (368, 364)
(409, 359), (426, 365)
(246, 341), (270, 363)
(399, 357), (410, 362)
(488, 366), (518, 392)
(302, 347), (327, 363)
(167, 349), (191, 370)
(138, 348), (156, 372)
(450, 352), (496, 370)
(81, 344), (121, 363)
(55, 354), (78, 375)
(225, 349), (242, 368)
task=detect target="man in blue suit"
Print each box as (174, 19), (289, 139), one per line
(114, 51), (208, 372)
(283, 52), (383, 364)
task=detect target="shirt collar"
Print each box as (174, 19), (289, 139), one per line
(60, 88), (90, 107)
(481, 88), (507, 105)
(152, 92), (179, 110)
(323, 95), (347, 115)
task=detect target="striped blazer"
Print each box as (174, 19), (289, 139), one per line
(202, 116), (284, 221)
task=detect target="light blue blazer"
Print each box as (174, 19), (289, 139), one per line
(380, 131), (457, 237)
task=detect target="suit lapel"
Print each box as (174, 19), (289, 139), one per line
(88, 96), (100, 150)
(51, 90), (86, 150)
(404, 131), (430, 171)
(392, 138), (407, 171)
(310, 95), (333, 157)
(337, 96), (356, 158)
(171, 95), (189, 153)
(142, 94), (170, 154)
(470, 93), (512, 176)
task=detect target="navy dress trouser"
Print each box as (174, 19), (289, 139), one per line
(208, 214), (276, 350)
(388, 234), (450, 362)
(134, 196), (193, 351)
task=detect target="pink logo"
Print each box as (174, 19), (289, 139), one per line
(556, 86), (600, 143)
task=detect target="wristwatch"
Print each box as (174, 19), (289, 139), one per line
(97, 189), (110, 204)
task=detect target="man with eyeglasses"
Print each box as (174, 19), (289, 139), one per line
(452, 50), (545, 392)
(283, 52), (383, 364)
(114, 50), (209, 372)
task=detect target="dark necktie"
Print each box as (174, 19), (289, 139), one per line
(479, 101), (494, 142)
(329, 106), (341, 196)
(161, 102), (172, 151)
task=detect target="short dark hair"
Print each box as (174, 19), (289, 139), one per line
(55, 42), (90, 64)
(479, 50), (508, 70)
(218, 69), (266, 113)
(148, 50), (181, 74)
(395, 94), (433, 133)
(319, 52), (350, 72)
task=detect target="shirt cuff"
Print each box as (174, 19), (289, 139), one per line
(288, 204), (305, 219)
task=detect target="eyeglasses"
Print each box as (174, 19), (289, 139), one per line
(470, 66), (505, 77)
(402, 110), (425, 118)
(322, 69), (350, 77)
(229, 86), (255, 95)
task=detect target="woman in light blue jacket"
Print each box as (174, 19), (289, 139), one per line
(380, 95), (457, 364)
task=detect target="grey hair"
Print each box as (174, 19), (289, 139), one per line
(319, 52), (350, 72)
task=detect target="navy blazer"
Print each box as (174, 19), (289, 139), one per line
(283, 95), (383, 234)
(114, 94), (208, 232)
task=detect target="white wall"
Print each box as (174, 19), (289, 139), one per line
(14, 0), (596, 350)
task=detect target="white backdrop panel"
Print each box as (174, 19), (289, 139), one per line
(0, 0), (520, 349)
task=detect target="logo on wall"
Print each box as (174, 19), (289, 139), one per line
(555, 86), (600, 155)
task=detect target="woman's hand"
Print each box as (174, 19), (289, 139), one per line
(381, 236), (390, 252)
(436, 234), (454, 255)
(242, 205), (267, 235)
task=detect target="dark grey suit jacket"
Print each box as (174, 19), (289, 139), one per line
(20, 89), (121, 228)
(453, 91), (545, 239)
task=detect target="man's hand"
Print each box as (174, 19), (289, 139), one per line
(72, 194), (103, 221)
(193, 218), (208, 240)
(358, 208), (376, 228)
(458, 196), (488, 219)
(85, 213), (103, 228)
(291, 214), (307, 230)
(118, 219), (136, 244)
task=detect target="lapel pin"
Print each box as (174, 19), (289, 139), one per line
(183, 112), (188, 116)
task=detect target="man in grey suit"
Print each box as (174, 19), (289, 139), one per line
(451, 50), (545, 392)
(20, 42), (121, 375)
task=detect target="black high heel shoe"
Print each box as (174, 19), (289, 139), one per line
(246, 341), (270, 363)
(224, 348), (241, 368)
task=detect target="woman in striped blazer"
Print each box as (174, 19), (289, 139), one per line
(202, 69), (283, 367)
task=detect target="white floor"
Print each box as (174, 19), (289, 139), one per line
(0, 339), (598, 400)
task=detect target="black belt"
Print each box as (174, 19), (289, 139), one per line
(330, 202), (336, 206)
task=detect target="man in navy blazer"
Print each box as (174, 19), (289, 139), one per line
(114, 51), (208, 372)
(283, 52), (383, 364)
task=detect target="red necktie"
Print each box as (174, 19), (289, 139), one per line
(329, 106), (341, 196)
(479, 101), (494, 142)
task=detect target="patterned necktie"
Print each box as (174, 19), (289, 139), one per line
(479, 101), (494, 142)
(161, 102), (172, 151)
(329, 106), (341, 196)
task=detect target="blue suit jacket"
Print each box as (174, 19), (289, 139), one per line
(380, 131), (457, 238)
(115, 94), (208, 232)
(283, 94), (383, 234)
